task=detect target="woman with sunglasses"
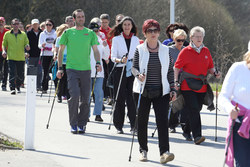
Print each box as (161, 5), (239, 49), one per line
(162, 23), (178, 46)
(109, 16), (140, 134)
(38, 19), (57, 93)
(132, 19), (176, 164)
(174, 26), (220, 144)
(168, 29), (187, 133)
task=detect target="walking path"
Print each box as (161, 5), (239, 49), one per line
(0, 83), (228, 167)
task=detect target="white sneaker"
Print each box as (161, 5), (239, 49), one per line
(160, 151), (174, 164)
(139, 150), (147, 162)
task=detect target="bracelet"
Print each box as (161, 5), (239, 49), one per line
(96, 61), (101, 65)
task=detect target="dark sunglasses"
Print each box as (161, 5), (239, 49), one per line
(146, 28), (159, 34)
(176, 39), (185, 43)
(46, 24), (52, 26)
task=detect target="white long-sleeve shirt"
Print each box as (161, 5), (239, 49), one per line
(38, 29), (57, 56)
(90, 35), (110, 78)
(219, 61), (250, 113)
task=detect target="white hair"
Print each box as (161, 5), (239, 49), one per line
(190, 26), (205, 37)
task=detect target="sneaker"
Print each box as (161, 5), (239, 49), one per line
(139, 150), (148, 162)
(11, 90), (16, 95)
(42, 90), (47, 94)
(169, 128), (176, 133)
(116, 128), (124, 134)
(130, 128), (137, 136)
(78, 126), (86, 134)
(57, 98), (62, 103)
(160, 151), (175, 164)
(194, 136), (205, 145)
(71, 125), (78, 134)
(95, 115), (103, 122)
(182, 133), (192, 141)
(16, 87), (21, 93)
(2, 87), (6, 91)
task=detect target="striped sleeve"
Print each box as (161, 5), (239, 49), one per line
(167, 55), (175, 89)
(132, 48), (140, 77)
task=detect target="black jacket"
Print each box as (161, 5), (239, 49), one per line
(27, 28), (42, 57)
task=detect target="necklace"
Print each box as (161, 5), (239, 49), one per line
(147, 43), (159, 50)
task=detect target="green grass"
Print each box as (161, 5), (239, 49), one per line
(209, 83), (222, 92)
(0, 137), (23, 149)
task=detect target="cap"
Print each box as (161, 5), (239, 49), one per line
(88, 22), (100, 31)
(0, 17), (5, 22)
(31, 19), (39, 24)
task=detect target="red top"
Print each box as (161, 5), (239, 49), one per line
(174, 45), (214, 93)
(0, 28), (9, 52)
(99, 26), (112, 49)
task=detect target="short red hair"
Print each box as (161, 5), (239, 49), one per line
(142, 19), (160, 34)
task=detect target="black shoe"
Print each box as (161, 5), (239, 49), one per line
(42, 90), (47, 94)
(182, 133), (192, 141)
(169, 128), (176, 133)
(11, 90), (16, 95)
(71, 125), (78, 134)
(78, 126), (86, 134)
(16, 87), (21, 93)
(194, 136), (205, 145)
(57, 98), (62, 103)
(2, 87), (6, 91)
(95, 115), (103, 122)
(117, 129), (124, 134)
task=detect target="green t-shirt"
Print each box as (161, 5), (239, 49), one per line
(59, 27), (98, 71)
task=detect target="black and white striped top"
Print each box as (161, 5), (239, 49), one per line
(132, 48), (175, 89)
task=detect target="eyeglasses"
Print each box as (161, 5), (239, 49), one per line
(46, 24), (52, 26)
(193, 36), (203, 39)
(146, 28), (159, 34)
(176, 39), (185, 43)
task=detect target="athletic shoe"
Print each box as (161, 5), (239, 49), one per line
(95, 115), (103, 122)
(10, 90), (16, 95)
(160, 151), (175, 164)
(2, 87), (6, 91)
(57, 97), (62, 103)
(116, 128), (124, 134)
(169, 128), (176, 133)
(16, 87), (21, 93)
(182, 133), (192, 141)
(78, 126), (86, 134)
(139, 150), (148, 162)
(71, 125), (78, 134)
(194, 136), (205, 145)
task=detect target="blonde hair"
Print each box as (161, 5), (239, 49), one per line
(56, 24), (69, 37)
(243, 51), (250, 65)
(190, 26), (205, 37)
(173, 29), (187, 40)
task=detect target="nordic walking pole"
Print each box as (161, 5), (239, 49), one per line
(108, 54), (128, 130)
(91, 70), (98, 99)
(215, 67), (219, 142)
(46, 79), (60, 129)
(223, 103), (238, 167)
(129, 70), (145, 162)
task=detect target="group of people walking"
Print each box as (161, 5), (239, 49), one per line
(1, 8), (249, 166)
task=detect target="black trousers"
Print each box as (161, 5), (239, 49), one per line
(102, 58), (114, 98)
(113, 67), (136, 130)
(8, 60), (24, 90)
(134, 93), (170, 155)
(233, 119), (250, 167)
(57, 64), (70, 99)
(0, 54), (8, 88)
(181, 90), (205, 139)
(41, 56), (53, 91)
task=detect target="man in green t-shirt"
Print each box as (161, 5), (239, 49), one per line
(56, 9), (102, 134)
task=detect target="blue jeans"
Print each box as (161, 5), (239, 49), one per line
(89, 77), (104, 116)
